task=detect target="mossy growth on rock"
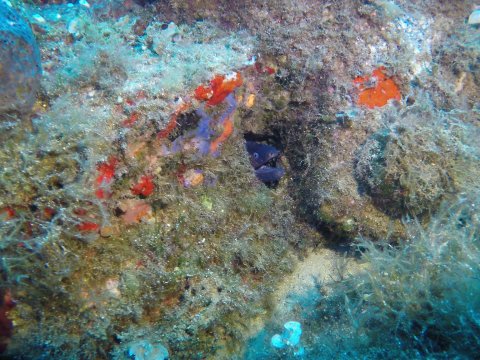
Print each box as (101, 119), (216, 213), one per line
(355, 101), (479, 217)
(308, 194), (480, 359)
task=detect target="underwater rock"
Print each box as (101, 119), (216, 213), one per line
(0, 2), (42, 116)
(283, 105), (407, 240)
(355, 108), (455, 217)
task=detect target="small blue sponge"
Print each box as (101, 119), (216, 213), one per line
(271, 321), (304, 356)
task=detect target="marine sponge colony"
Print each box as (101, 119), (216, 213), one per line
(1, 0), (480, 359)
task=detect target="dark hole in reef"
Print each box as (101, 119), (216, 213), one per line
(243, 132), (285, 188)
(48, 177), (64, 189)
(113, 334), (122, 344)
(184, 276), (191, 290)
(114, 207), (125, 217)
(133, 0), (157, 7)
(167, 110), (201, 142)
(231, 253), (245, 272)
(151, 199), (169, 211)
(243, 131), (284, 151)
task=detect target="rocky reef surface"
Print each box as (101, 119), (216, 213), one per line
(0, 0), (479, 359)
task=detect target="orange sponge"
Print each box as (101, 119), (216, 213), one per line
(354, 67), (401, 108)
(194, 72), (243, 106)
(210, 116), (234, 154)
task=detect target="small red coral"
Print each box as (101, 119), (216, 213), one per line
(96, 156), (117, 186)
(0, 207), (15, 221)
(194, 85), (213, 102)
(194, 72), (243, 106)
(95, 156), (118, 199)
(43, 207), (56, 221)
(122, 111), (140, 127)
(354, 67), (401, 108)
(131, 175), (155, 197)
(255, 62), (276, 75)
(77, 221), (100, 232)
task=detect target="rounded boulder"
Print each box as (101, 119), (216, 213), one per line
(0, 3), (42, 115)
